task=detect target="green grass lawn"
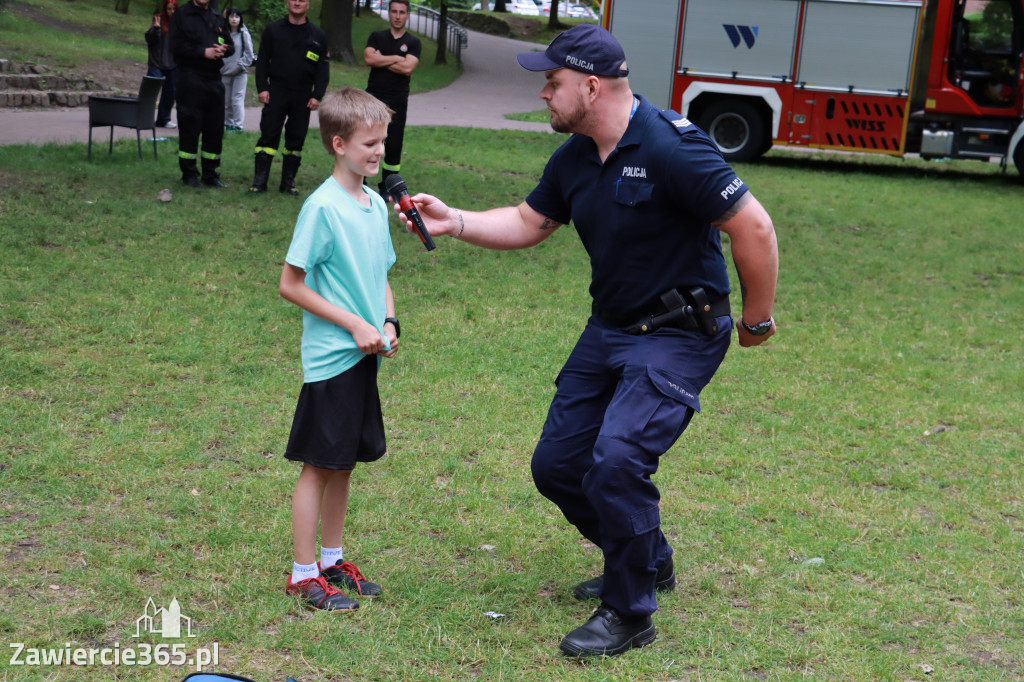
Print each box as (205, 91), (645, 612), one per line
(2, 2), (1024, 679)
(1, 121), (1022, 680)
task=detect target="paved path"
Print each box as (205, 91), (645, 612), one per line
(0, 29), (553, 146)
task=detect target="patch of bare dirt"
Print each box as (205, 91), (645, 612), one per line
(76, 58), (150, 93)
(504, 16), (545, 40)
(451, 10), (563, 41)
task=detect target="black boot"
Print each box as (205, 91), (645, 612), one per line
(179, 156), (202, 188)
(201, 156), (227, 188)
(573, 557), (676, 601)
(559, 603), (656, 657)
(378, 169), (398, 201)
(280, 153), (301, 196)
(250, 151), (272, 193)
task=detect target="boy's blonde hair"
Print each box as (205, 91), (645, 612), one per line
(318, 87), (393, 154)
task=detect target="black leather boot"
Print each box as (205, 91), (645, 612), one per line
(201, 156), (228, 188)
(559, 603), (656, 657)
(280, 153), (301, 196)
(179, 156), (201, 188)
(378, 169), (398, 201)
(573, 556), (676, 601)
(250, 151), (272, 193)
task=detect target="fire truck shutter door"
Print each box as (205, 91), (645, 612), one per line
(679, 0), (800, 82)
(797, 0), (923, 94)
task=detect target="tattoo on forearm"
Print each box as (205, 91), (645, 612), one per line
(711, 192), (752, 227)
(539, 218), (560, 231)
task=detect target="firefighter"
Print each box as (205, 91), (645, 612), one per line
(364, 0), (421, 198)
(395, 25), (779, 658)
(169, 0), (234, 188)
(249, 0), (330, 196)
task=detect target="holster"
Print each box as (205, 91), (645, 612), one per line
(682, 287), (727, 336)
(623, 287), (729, 336)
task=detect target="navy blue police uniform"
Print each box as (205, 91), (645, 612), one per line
(169, 0), (233, 185)
(525, 95), (748, 618)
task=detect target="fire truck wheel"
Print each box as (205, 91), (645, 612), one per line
(1014, 143), (1024, 182)
(696, 99), (766, 163)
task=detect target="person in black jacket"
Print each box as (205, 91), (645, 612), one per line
(169, 0), (234, 188)
(249, 0), (330, 196)
(145, 0), (179, 129)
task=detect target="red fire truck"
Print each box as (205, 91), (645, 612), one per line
(602, 0), (1024, 176)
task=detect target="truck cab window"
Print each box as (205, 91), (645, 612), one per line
(951, 0), (1021, 106)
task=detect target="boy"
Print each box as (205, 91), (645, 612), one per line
(278, 87), (398, 611)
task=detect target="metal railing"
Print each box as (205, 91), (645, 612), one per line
(372, 3), (469, 64)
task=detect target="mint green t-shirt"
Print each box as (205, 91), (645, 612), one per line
(284, 177), (396, 383)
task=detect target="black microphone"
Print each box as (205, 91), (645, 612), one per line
(384, 174), (436, 251)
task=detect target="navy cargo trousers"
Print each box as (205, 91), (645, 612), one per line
(531, 314), (731, 617)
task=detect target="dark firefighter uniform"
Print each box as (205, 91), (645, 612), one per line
(525, 95), (745, 618)
(250, 17), (329, 195)
(169, 0), (233, 187)
(365, 27), (421, 193)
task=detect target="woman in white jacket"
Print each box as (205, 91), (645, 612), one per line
(221, 8), (256, 131)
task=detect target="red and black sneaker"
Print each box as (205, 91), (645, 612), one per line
(320, 561), (382, 597)
(285, 575), (359, 612)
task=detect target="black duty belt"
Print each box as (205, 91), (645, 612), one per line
(596, 287), (731, 337)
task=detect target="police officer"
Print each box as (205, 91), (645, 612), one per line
(364, 0), (421, 198)
(249, 0), (329, 196)
(169, 0), (233, 188)
(397, 25), (779, 657)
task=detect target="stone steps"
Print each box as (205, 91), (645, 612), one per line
(0, 58), (118, 109)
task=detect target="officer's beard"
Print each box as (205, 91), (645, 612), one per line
(549, 94), (587, 134)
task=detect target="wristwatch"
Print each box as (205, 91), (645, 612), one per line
(740, 317), (773, 336)
(384, 317), (401, 338)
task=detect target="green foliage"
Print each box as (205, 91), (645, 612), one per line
(965, 1), (1015, 51)
(1, 126), (1024, 679)
(247, 0), (283, 35)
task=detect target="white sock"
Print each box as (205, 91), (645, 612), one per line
(291, 561), (319, 584)
(320, 546), (343, 570)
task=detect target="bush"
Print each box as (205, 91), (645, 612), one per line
(247, 0), (285, 36)
(449, 10), (513, 37)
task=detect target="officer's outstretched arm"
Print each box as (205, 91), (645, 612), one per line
(401, 195), (561, 251)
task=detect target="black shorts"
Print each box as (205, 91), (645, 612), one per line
(284, 354), (387, 470)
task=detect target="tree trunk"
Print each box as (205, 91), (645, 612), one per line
(322, 0), (357, 66)
(480, 0), (489, 9)
(494, 0), (507, 12)
(353, 0), (372, 18)
(547, 0), (565, 29)
(114, 0), (130, 14)
(435, 2), (448, 65)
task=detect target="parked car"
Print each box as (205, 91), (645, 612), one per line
(510, 0), (540, 15)
(567, 4), (598, 19)
(534, 0), (569, 17)
(472, 1), (541, 15)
